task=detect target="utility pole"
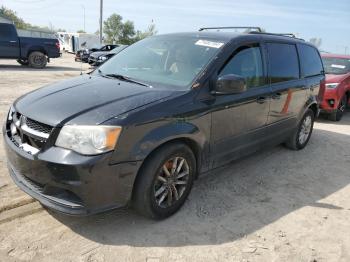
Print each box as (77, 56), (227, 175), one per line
(99, 0), (103, 44)
(82, 5), (86, 32)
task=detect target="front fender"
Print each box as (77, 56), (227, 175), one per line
(110, 119), (209, 166)
(131, 121), (205, 160)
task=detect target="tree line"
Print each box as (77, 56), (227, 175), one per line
(0, 6), (156, 44)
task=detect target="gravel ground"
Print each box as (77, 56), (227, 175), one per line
(0, 54), (349, 262)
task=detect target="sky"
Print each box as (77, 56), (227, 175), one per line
(1, 0), (350, 54)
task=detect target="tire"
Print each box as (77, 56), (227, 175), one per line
(28, 51), (47, 68)
(329, 96), (347, 121)
(285, 109), (315, 150)
(132, 142), (196, 219)
(16, 59), (29, 66)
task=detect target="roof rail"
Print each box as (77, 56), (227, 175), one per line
(249, 31), (304, 41)
(199, 26), (262, 32)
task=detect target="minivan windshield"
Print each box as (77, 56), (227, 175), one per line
(322, 57), (350, 75)
(96, 35), (226, 89)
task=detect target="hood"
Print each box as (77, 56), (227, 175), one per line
(325, 73), (349, 83)
(90, 51), (109, 58)
(14, 75), (176, 127)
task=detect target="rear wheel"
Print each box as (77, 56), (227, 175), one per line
(329, 96), (347, 121)
(28, 51), (47, 68)
(132, 142), (196, 219)
(285, 109), (315, 150)
(16, 59), (29, 66)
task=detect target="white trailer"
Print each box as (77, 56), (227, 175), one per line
(56, 32), (100, 53)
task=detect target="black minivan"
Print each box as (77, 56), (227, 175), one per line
(3, 28), (325, 219)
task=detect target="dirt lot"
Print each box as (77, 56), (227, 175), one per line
(0, 54), (349, 262)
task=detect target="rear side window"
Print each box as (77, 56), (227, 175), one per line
(219, 46), (265, 88)
(298, 44), (323, 77)
(267, 43), (299, 84)
(0, 24), (15, 39)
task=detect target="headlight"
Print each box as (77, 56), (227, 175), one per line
(8, 105), (15, 121)
(55, 125), (122, 155)
(98, 56), (108, 61)
(326, 83), (339, 89)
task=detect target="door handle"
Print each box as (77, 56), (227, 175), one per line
(9, 40), (17, 43)
(272, 92), (282, 100)
(256, 96), (267, 104)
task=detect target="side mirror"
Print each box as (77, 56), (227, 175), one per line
(213, 74), (247, 95)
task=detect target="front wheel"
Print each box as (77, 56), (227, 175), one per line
(132, 142), (196, 219)
(28, 51), (47, 69)
(285, 109), (315, 150)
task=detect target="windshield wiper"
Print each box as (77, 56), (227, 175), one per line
(104, 73), (151, 87)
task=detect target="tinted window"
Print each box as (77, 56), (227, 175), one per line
(219, 46), (265, 88)
(267, 43), (299, 83)
(0, 24), (15, 39)
(299, 44), (323, 77)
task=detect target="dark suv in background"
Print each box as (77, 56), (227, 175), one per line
(3, 27), (325, 219)
(0, 23), (61, 68)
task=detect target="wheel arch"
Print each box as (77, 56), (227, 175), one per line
(130, 136), (202, 202)
(308, 102), (318, 117)
(26, 47), (47, 58)
(346, 90), (350, 106)
(299, 94), (319, 120)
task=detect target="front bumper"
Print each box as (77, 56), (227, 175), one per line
(319, 88), (340, 113)
(3, 125), (141, 215)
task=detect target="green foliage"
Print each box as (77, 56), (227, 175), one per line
(134, 23), (158, 42)
(103, 13), (156, 44)
(103, 14), (135, 44)
(0, 5), (30, 29)
(77, 29), (86, 33)
(0, 5), (54, 32)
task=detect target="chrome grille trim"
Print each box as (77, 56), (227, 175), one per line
(21, 124), (50, 139)
(8, 110), (53, 152)
(25, 118), (52, 134)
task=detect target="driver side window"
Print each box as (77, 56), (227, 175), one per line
(219, 46), (265, 88)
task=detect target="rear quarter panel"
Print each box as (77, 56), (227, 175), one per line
(19, 37), (60, 59)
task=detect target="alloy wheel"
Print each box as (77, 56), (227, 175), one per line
(298, 115), (312, 145)
(339, 98), (346, 113)
(154, 157), (190, 208)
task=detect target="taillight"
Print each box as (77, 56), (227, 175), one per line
(55, 42), (60, 50)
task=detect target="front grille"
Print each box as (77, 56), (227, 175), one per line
(7, 111), (53, 153)
(25, 118), (53, 134)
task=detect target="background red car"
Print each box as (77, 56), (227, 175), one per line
(321, 54), (350, 121)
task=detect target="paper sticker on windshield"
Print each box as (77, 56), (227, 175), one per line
(331, 64), (346, 69)
(195, 40), (224, 49)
